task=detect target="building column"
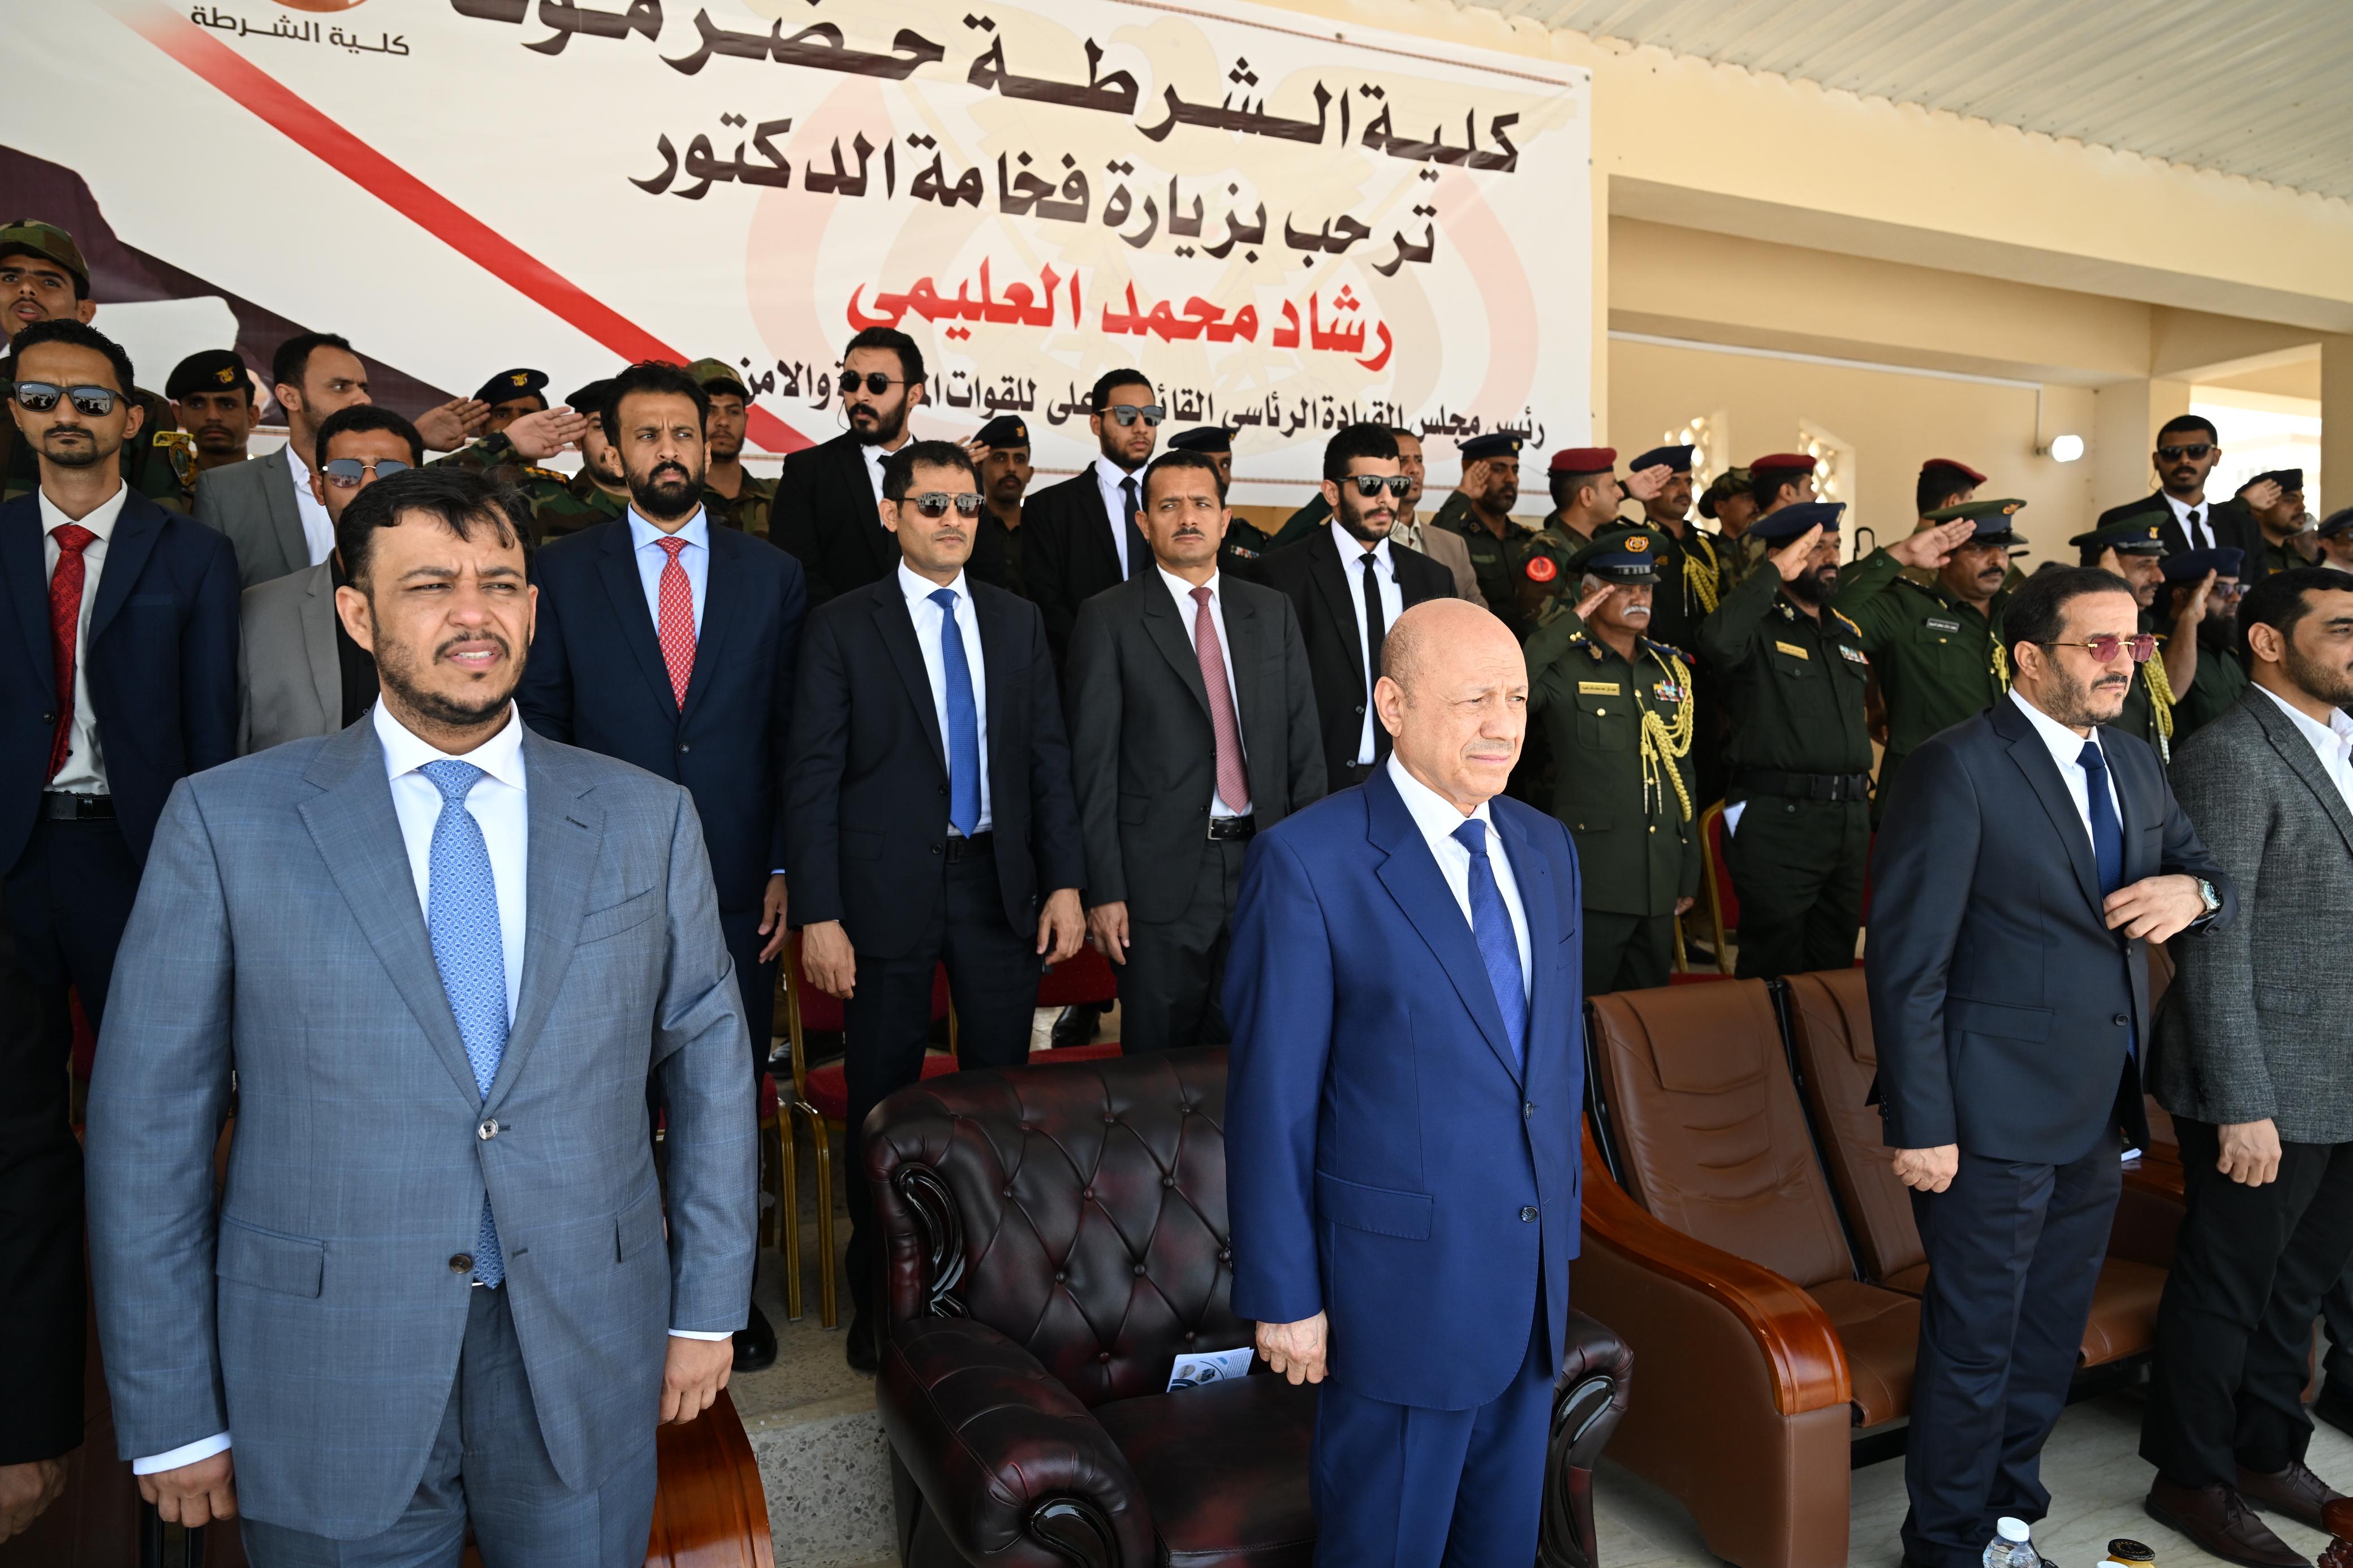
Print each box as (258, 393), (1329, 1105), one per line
(2321, 336), (2353, 516)
(2092, 377), (2191, 515)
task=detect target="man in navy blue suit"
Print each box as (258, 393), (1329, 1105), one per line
(518, 358), (805, 1370)
(1225, 595), (1583, 1567)
(1, 319), (237, 1065)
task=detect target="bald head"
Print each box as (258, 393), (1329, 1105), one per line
(1375, 599), (1527, 812)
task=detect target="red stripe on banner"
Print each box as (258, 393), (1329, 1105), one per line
(111, 0), (812, 454)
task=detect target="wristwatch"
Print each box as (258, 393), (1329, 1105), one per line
(2190, 877), (2222, 927)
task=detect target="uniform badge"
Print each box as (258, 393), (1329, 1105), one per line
(1773, 640), (1810, 660)
(1924, 616), (1962, 633)
(1525, 555), (1558, 582)
(1227, 544), (1260, 559)
(1838, 645), (1870, 665)
(154, 428), (195, 486)
(1578, 681), (1621, 696)
(1652, 680), (1686, 703)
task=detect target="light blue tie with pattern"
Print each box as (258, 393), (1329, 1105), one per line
(930, 588), (982, 837)
(421, 759), (508, 1287)
(1451, 819), (1527, 1072)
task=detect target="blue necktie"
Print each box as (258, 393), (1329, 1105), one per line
(930, 589), (981, 837)
(1452, 819), (1527, 1070)
(421, 759), (509, 1288)
(2076, 740), (2124, 897)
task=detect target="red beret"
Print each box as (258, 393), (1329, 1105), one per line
(1548, 446), (1617, 474)
(1920, 457), (1986, 485)
(1750, 452), (1816, 474)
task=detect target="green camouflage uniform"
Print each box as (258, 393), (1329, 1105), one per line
(703, 471), (775, 538)
(433, 431), (608, 541)
(1832, 546), (2011, 826)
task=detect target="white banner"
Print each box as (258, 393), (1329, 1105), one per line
(15, 0), (1590, 502)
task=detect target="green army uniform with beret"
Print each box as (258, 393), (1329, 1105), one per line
(1696, 502), (1873, 978)
(682, 356), (775, 538)
(1697, 468), (1762, 593)
(2072, 516), (2179, 766)
(1436, 492), (1544, 638)
(1525, 531), (1700, 992)
(1833, 498), (2025, 825)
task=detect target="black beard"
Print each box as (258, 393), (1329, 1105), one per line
(2283, 641), (2353, 709)
(1333, 493), (1394, 545)
(372, 628), (522, 729)
(37, 430), (107, 468)
(628, 463), (701, 520)
(850, 401), (907, 446)
(1782, 566), (1835, 605)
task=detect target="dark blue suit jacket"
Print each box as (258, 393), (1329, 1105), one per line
(1, 491), (239, 871)
(1223, 764), (1583, 1412)
(517, 517), (805, 913)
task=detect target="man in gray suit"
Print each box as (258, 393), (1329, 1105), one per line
(2142, 565), (2353, 1560)
(236, 404), (422, 752)
(86, 465), (756, 1566)
(1066, 448), (1325, 1055)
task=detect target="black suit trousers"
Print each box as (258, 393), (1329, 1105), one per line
(841, 846), (1040, 1318)
(716, 904), (778, 1089)
(1118, 836), (1247, 1056)
(1902, 1137), (2122, 1568)
(0, 885), (81, 1465)
(2141, 1122), (2353, 1486)
(3, 815), (141, 1058)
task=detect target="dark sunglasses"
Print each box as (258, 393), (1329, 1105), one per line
(2157, 443), (2213, 461)
(842, 372), (907, 397)
(2040, 634), (2156, 664)
(1106, 404), (1165, 428)
(11, 381), (123, 417)
(904, 491), (983, 519)
(321, 456), (413, 489)
(1344, 474), (1411, 498)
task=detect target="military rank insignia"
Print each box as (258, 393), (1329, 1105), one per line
(154, 428), (195, 486)
(1838, 645), (1870, 666)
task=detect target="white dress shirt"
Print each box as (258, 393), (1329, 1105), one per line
(627, 507), (709, 635)
(1347, 537), (1406, 766)
(857, 439), (891, 509)
(39, 479), (129, 796)
(2009, 690), (2123, 847)
(283, 438), (337, 567)
(899, 561), (993, 832)
(1093, 455), (1146, 577)
(1385, 754), (1532, 999)
(2256, 684), (2353, 817)
(2162, 490), (2216, 553)
(1158, 566), (1248, 818)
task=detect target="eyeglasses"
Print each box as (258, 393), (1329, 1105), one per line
(2157, 443), (2214, 461)
(11, 381), (122, 417)
(903, 491), (983, 519)
(842, 373), (906, 396)
(1344, 474), (1412, 498)
(321, 457), (412, 488)
(1105, 404), (1165, 428)
(2209, 580), (2247, 598)
(2039, 634), (2157, 664)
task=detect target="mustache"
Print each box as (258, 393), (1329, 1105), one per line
(435, 629), (511, 661)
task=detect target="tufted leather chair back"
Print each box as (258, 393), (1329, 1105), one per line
(864, 1047), (1247, 1408)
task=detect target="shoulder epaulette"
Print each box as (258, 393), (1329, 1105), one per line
(523, 465), (567, 483)
(1831, 609), (1863, 637)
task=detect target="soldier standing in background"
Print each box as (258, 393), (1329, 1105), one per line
(967, 413), (1034, 594)
(165, 349), (256, 481)
(688, 358), (775, 538)
(2072, 515), (2191, 765)
(1435, 431), (1536, 634)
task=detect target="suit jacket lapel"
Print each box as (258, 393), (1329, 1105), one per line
(593, 521), (680, 723)
(2244, 689), (2353, 858)
(1310, 528), (1360, 687)
(1365, 768), (1523, 1085)
(1493, 806), (1559, 1083)
(1139, 576), (1212, 720)
(975, 585), (1020, 807)
(299, 564), (343, 727)
(88, 494), (161, 644)
(2, 502), (51, 693)
(265, 448), (309, 578)
(484, 731), (601, 1113)
(678, 525), (743, 722)
(297, 722), (485, 1108)
(839, 440), (897, 580)
(1995, 703), (2102, 915)
(872, 583), (947, 774)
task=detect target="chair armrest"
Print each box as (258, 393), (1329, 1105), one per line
(1576, 1123), (1850, 1417)
(645, 1387), (775, 1567)
(1539, 1311), (1634, 1568)
(877, 1316), (1156, 1568)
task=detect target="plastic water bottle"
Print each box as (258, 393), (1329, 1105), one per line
(1983, 1517), (2038, 1568)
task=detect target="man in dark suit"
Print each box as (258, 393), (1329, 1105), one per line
(1871, 565), (2234, 1568)
(1018, 367), (1160, 666)
(2096, 414), (2265, 571)
(1, 319), (238, 1066)
(1226, 597), (1583, 1566)
(1065, 448), (1324, 1055)
(2140, 568), (2353, 1558)
(1255, 422), (1454, 791)
(519, 360), (805, 1371)
(785, 439), (1085, 1371)
(0, 891), (75, 1543)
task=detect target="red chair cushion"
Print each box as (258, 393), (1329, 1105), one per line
(1092, 1373), (1317, 1567)
(1036, 945), (1118, 1008)
(759, 1072), (779, 1121)
(790, 961), (951, 1035)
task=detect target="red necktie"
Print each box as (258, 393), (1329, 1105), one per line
(1191, 585), (1251, 814)
(654, 536), (695, 708)
(46, 523), (97, 780)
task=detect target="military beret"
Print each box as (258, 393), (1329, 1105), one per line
(1749, 452), (1817, 476)
(2317, 507), (2353, 541)
(975, 414), (1029, 448)
(473, 368), (549, 408)
(0, 219), (88, 293)
(166, 348), (252, 401)
(1167, 425), (1234, 454)
(1920, 457), (1986, 486)
(1548, 446), (1615, 476)
(2247, 467), (2304, 493)
(1627, 444), (1694, 474)
(1923, 496), (2027, 545)
(1697, 466), (1749, 520)
(2068, 517), (2168, 555)
(1459, 431), (1522, 462)
(2162, 547), (2243, 582)
(1748, 502), (1845, 543)
(565, 377), (618, 417)
(1567, 525), (1666, 585)
(683, 357), (749, 399)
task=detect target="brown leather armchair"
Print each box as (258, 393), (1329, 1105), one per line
(864, 1046), (1633, 1568)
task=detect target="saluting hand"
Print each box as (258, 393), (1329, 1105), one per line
(1572, 579), (1617, 623)
(1623, 463), (1674, 503)
(1037, 888), (1085, 965)
(1765, 524), (1826, 581)
(2240, 477), (2282, 513)
(501, 405), (592, 462)
(413, 397), (489, 452)
(1886, 517), (1977, 571)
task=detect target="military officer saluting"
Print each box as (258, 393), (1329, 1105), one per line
(1624, 444), (1722, 654)
(1521, 448), (1630, 630)
(1527, 528), (1700, 993)
(2070, 512), (2186, 763)
(1436, 430), (1539, 632)
(1832, 498), (2020, 822)
(2156, 546), (2244, 740)
(472, 366), (550, 434)
(1698, 465), (1760, 589)
(1696, 502), (1874, 978)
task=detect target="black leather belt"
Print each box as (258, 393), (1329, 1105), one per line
(942, 832), (994, 863)
(1207, 815), (1256, 842)
(1735, 770), (1872, 803)
(42, 793), (115, 820)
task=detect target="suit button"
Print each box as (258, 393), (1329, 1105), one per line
(1519, 1206), (1539, 1223)
(41, 711), (55, 725)
(1524, 1101), (1535, 1119)
(930, 845), (940, 856)
(678, 742), (691, 753)
(479, 1120), (499, 1140)
(2113, 1014), (2129, 1027)
(938, 784), (947, 796)
(1354, 704), (1365, 715)
(449, 1253), (475, 1273)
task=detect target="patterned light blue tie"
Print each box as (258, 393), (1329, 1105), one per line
(930, 588), (982, 837)
(421, 759), (508, 1287)
(1452, 819), (1527, 1071)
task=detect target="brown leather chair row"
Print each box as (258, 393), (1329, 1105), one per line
(1575, 970), (2185, 1568)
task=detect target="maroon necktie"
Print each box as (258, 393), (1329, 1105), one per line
(1191, 586), (1251, 814)
(46, 523), (96, 780)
